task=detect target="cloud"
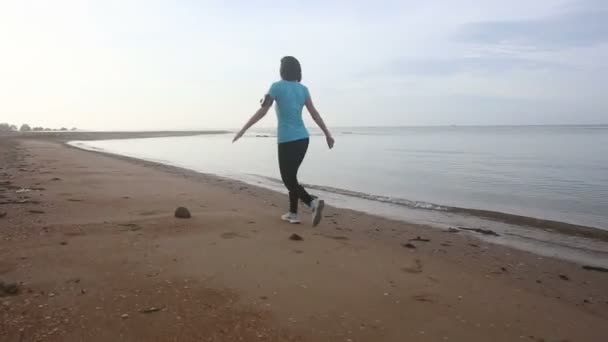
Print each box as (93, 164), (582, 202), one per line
(379, 56), (566, 76)
(457, 8), (608, 49)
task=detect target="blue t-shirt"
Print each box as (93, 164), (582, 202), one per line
(268, 80), (310, 143)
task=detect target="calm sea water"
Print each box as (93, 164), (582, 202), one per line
(74, 126), (608, 230)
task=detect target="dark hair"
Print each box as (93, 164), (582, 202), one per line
(280, 56), (302, 82)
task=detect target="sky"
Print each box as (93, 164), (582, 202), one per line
(1, 0), (607, 130)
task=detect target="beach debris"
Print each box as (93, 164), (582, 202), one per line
(67, 198), (83, 202)
(0, 281), (20, 296)
(582, 265), (608, 273)
(51, 177), (62, 181)
(60, 241), (68, 246)
(15, 188), (31, 193)
(402, 243), (417, 249)
(118, 223), (141, 231)
(558, 274), (570, 281)
(29, 210), (45, 214)
(0, 198), (38, 205)
(174, 206), (191, 219)
(121, 313), (129, 319)
(324, 235), (349, 240)
(409, 236), (431, 242)
(458, 227), (500, 236)
(412, 294), (435, 303)
(0, 211), (6, 218)
(289, 233), (303, 241)
(140, 306), (165, 314)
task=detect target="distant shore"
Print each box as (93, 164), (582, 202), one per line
(0, 130), (228, 142)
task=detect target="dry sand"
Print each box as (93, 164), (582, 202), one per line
(1, 137), (607, 341)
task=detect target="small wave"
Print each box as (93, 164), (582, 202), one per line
(255, 176), (447, 211)
(308, 184), (448, 211)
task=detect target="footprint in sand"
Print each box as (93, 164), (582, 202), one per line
(402, 259), (423, 274)
(139, 210), (161, 216)
(412, 293), (436, 303)
(323, 235), (349, 241)
(221, 232), (247, 239)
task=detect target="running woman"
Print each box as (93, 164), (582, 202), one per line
(233, 56), (334, 226)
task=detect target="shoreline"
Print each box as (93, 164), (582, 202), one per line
(1, 137), (607, 341)
(68, 138), (608, 266)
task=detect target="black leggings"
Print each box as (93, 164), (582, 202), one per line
(278, 138), (313, 213)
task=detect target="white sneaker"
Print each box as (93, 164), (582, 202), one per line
(281, 212), (301, 224)
(310, 198), (325, 227)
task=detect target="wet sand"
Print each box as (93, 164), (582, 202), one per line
(1, 137), (607, 341)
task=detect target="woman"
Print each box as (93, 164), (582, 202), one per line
(233, 56), (334, 226)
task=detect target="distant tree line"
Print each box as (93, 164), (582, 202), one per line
(0, 123), (77, 132)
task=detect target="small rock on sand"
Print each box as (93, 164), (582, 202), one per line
(0, 212), (6, 218)
(289, 234), (303, 241)
(559, 274), (570, 281)
(409, 236), (431, 242)
(174, 207), (191, 219)
(402, 243), (416, 249)
(0, 281), (20, 296)
(582, 265), (608, 273)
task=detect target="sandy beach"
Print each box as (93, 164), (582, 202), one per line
(1, 136), (607, 341)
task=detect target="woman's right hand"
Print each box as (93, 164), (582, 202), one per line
(326, 135), (335, 149)
(232, 130), (244, 143)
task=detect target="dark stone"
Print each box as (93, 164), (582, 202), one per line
(582, 265), (608, 273)
(402, 243), (417, 249)
(0, 212), (6, 218)
(458, 227), (500, 236)
(0, 281), (20, 296)
(409, 236), (431, 242)
(174, 207), (191, 219)
(289, 233), (303, 241)
(559, 274), (570, 281)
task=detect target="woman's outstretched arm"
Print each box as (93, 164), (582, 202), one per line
(305, 97), (334, 149)
(233, 96), (273, 143)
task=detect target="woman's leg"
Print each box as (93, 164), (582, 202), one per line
(278, 139), (313, 213)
